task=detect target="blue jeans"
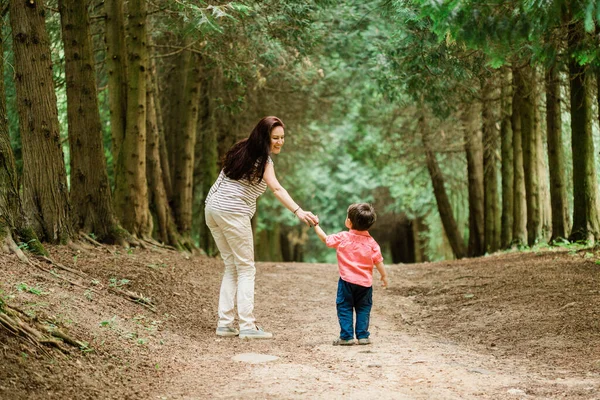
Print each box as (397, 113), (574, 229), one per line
(336, 278), (373, 340)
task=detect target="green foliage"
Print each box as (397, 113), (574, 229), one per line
(16, 283), (48, 296)
(99, 316), (116, 327)
(109, 278), (131, 288)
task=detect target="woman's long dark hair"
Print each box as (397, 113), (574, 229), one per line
(222, 116), (284, 183)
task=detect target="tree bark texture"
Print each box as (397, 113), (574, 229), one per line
(462, 103), (484, 257)
(545, 65), (570, 241)
(568, 20), (600, 242)
(0, 7), (22, 234)
(481, 75), (501, 253)
(104, 0), (127, 162)
(516, 64), (543, 246)
(194, 69), (218, 255)
(149, 55), (172, 200)
(113, 0), (152, 237)
(173, 53), (202, 238)
(421, 116), (466, 259)
(0, 12), (45, 256)
(10, 0), (73, 244)
(535, 73), (552, 242)
(511, 65), (528, 246)
(500, 67), (514, 248)
(162, 41), (190, 183)
(59, 0), (122, 243)
(146, 57), (180, 248)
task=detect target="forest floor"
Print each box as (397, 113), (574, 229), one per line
(1, 244), (600, 399)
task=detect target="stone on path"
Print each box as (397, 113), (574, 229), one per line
(232, 353), (279, 364)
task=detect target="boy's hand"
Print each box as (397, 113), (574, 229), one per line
(380, 275), (389, 288)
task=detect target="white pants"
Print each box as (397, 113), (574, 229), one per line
(205, 207), (256, 331)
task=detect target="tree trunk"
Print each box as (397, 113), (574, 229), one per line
(412, 215), (429, 263)
(481, 75), (501, 253)
(173, 53), (202, 239)
(194, 69), (218, 255)
(389, 214), (416, 263)
(146, 55), (181, 248)
(421, 116), (466, 259)
(256, 225), (283, 262)
(59, 0), (123, 243)
(462, 103), (484, 256)
(500, 66), (514, 248)
(535, 74), (552, 242)
(151, 61), (172, 200)
(10, 0), (73, 244)
(104, 0), (127, 163)
(0, 11), (45, 257)
(568, 20), (600, 242)
(113, 0), (152, 237)
(545, 65), (570, 241)
(162, 41), (190, 183)
(511, 65), (528, 246)
(517, 64), (543, 245)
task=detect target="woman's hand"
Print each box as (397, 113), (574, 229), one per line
(296, 209), (319, 227)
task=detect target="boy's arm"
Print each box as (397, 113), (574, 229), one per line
(313, 224), (327, 243)
(375, 261), (388, 288)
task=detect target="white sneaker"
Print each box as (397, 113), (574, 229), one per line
(216, 326), (239, 337)
(239, 325), (273, 339)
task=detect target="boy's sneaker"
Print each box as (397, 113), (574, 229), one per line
(216, 326), (239, 337)
(333, 338), (355, 346)
(239, 325), (273, 340)
(357, 338), (371, 345)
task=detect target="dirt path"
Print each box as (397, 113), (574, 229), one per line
(3, 248), (599, 399)
(150, 261), (599, 399)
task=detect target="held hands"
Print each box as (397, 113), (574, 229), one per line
(296, 209), (319, 227)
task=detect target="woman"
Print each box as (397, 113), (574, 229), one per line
(205, 116), (319, 339)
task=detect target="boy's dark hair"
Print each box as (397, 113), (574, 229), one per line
(347, 203), (377, 231)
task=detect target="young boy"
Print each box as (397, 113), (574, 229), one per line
(313, 203), (388, 345)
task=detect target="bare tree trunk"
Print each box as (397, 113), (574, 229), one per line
(146, 56), (181, 248)
(511, 65), (528, 246)
(256, 225), (283, 262)
(388, 214), (416, 263)
(162, 41), (190, 183)
(150, 60), (172, 200)
(113, 0), (152, 237)
(481, 75), (501, 253)
(0, 11), (45, 257)
(59, 0), (124, 243)
(517, 64), (543, 245)
(194, 69), (218, 255)
(173, 53), (201, 240)
(10, 0), (73, 244)
(545, 65), (570, 241)
(500, 67), (514, 248)
(568, 20), (600, 243)
(462, 103), (484, 256)
(535, 73), (552, 242)
(421, 115), (466, 259)
(104, 0), (127, 164)
(412, 215), (429, 263)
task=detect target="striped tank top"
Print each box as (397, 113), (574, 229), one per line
(205, 157), (273, 217)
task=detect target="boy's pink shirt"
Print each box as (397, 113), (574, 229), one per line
(325, 229), (384, 287)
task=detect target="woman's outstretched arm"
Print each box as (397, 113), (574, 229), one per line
(263, 162), (319, 226)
